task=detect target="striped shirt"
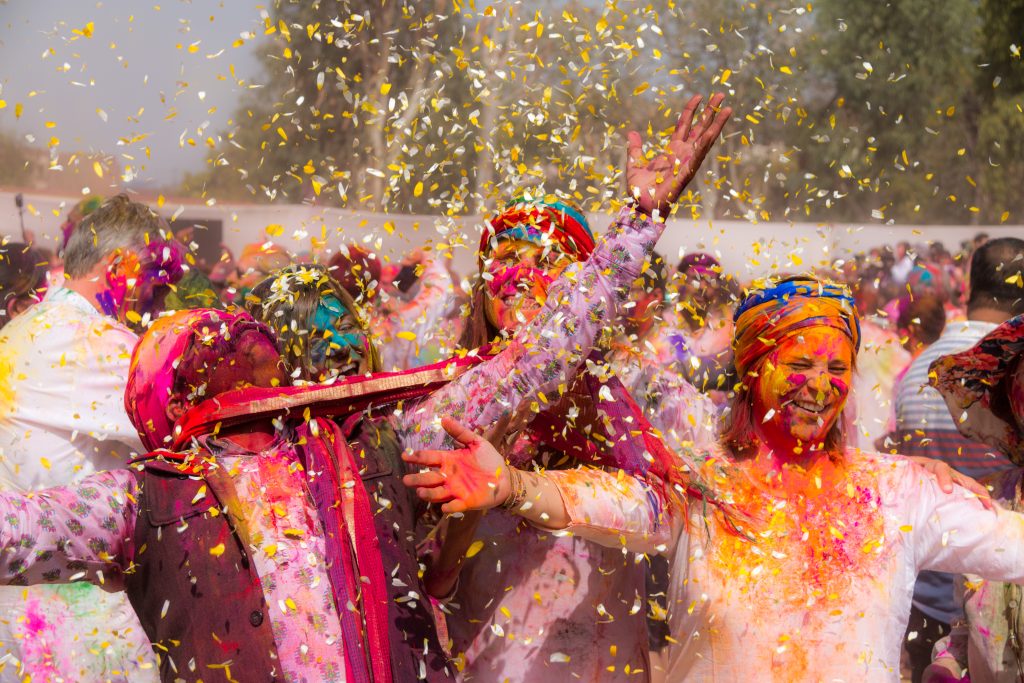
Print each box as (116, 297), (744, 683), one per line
(894, 320), (1013, 479)
(894, 319), (1014, 623)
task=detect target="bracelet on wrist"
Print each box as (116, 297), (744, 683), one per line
(501, 467), (527, 510)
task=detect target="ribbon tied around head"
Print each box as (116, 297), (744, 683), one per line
(732, 278), (861, 382)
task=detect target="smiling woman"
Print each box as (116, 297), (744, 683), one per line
(722, 276), (860, 460)
(403, 274), (1024, 683)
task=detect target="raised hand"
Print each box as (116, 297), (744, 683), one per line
(626, 93), (732, 218)
(402, 416), (512, 514)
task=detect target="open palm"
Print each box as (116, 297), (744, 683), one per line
(402, 416), (512, 514)
(626, 93), (732, 218)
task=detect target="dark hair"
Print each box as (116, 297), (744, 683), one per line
(457, 280), (501, 351)
(0, 242), (46, 328)
(63, 193), (169, 278)
(897, 294), (946, 347)
(968, 237), (1024, 317)
(246, 264), (381, 381)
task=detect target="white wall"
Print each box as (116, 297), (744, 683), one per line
(2, 190), (1019, 279)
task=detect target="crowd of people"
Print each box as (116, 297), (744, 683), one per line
(0, 93), (1021, 683)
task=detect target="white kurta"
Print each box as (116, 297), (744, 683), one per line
(0, 287), (156, 682)
(548, 452), (1024, 682)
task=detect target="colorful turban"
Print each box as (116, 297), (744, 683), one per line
(931, 314), (1024, 463)
(732, 278), (861, 381)
(125, 309), (275, 451)
(480, 195), (595, 261)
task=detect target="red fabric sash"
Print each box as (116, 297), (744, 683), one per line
(296, 418), (392, 683)
(171, 355), (485, 450)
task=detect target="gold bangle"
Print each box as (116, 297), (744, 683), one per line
(501, 467), (526, 510)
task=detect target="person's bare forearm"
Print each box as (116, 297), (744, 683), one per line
(423, 510), (483, 598)
(501, 468), (571, 530)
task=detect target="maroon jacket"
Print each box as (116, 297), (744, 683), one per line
(125, 420), (454, 682)
(126, 460), (283, 682)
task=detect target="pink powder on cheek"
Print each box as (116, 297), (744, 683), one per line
(787, 373), (807, 386)
(830, 377), (849, 396)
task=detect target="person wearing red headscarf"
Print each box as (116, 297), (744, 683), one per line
(407, 94), (732, 682)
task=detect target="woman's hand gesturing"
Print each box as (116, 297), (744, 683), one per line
(402, 416), (512, 514)
(626, 93), (732, 218)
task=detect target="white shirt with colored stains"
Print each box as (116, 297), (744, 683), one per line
(546, 451), (1024, 682)
(0, 286), (156, 682)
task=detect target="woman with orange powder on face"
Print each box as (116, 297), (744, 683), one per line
(403, 276), (1024, 682)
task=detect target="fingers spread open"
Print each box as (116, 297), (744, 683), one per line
(441, 500), (469, 515)
(403, 470), (446, 489)
(626, 130), (644, 167)
(416, 486), (454, 504)
(701, 105), (732, 149)
(670, 94), (703, 145)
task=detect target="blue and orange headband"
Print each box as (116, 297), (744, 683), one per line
(732, 278), (861, 380)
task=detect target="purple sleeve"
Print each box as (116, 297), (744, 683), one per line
(0, 468), (140, 591)
(395, 206), (664, 451)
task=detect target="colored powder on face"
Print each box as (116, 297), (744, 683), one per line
(485, 263), (553, 300)
(830, 376), (850, 395)
(310, 296), (365, 369)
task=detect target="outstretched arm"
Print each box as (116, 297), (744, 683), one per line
(0, 469), (140, 591)
(403, 417), (677, 555)
(395, 94), (732, 452)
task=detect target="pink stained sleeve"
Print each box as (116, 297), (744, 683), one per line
(0, 468), (141, 592)
(395, 206), (664, 451)
(543, 467), (680, 556)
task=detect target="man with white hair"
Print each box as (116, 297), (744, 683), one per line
(0, 194), (185, 681)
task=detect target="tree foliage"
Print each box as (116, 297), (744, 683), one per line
(189, 0), (1024, 225)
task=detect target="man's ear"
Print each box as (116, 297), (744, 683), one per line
(7, 295), (35, 319)
(166, 394), (187, 423)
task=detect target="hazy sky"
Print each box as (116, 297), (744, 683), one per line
(0, 0), (267, 188)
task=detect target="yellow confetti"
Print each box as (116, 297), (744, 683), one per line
(466, 540), (484, 558)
